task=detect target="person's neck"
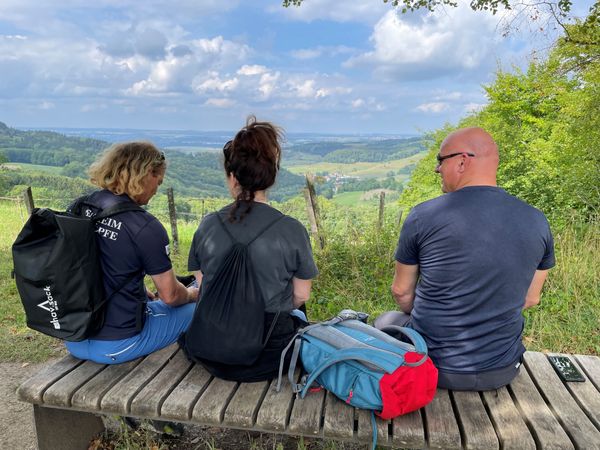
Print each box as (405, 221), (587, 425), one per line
(254, 191), (268, 204)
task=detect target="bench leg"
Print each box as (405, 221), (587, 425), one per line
(32, 404), (105, 450)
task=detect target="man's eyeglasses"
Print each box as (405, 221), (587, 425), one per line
(436, 152), (475, 165)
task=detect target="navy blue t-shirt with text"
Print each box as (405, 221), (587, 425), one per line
(84, 190), (172, 340)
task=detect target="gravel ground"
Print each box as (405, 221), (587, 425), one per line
(0, 361), (55, 450)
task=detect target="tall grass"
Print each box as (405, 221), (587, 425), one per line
(0, 197), (597, 362)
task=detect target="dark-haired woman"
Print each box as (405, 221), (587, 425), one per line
(186, 116), (318, 381)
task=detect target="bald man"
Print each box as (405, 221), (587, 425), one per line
(375, 127), (555, 391)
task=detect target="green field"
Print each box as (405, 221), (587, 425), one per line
(1, 196), (598, 362)
(285, 152), (426, 179)
(4, 162), (63, 174)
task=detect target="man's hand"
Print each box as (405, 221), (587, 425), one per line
(391, 262), (419, 313)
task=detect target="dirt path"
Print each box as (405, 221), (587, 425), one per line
(0, 361), (55, 450)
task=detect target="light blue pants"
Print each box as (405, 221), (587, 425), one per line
(65, 300), (195, 364)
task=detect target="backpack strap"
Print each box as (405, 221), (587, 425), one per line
(376, 324), (429, 367)
(216, 211), (285, 246)
(93, 201), (145, 221)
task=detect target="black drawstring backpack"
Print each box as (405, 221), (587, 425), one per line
(11, 196), (143, 341)
(180, 213), (285, 368)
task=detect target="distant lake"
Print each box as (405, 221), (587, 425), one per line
(22, 127), (419, 150)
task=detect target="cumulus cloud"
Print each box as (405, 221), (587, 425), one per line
(205, 98), (235, 108)
(237, 65), (268, 76)
(291, 45), (355, 60)
(269, 0), (388, 25)
(193, 73), (239, 93)
(415, 102), (450, 113)
(346, 4), (500, 81)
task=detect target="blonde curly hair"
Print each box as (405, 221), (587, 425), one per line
(88, 141), (166, 201)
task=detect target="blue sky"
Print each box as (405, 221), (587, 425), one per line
(0, 0), (594, 134)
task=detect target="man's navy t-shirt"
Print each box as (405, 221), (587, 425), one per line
(83, 190), (172, 340)
(395, 186), (555, 373)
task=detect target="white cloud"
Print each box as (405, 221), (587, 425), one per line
(346, 4), (500, 80)
(464, 102), (486, 113)
(194, 74), (239, 93)
(291, 45), (354, 60)
(39, 101), (55, 110)
(269, 0), (389, 25)
(258, 71), (280, 99)
(237, 65), (268, 76)
(205, 98), (235, 108)
(416, 102), (450, 113)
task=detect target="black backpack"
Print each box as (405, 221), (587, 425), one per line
(11, 196), (143, 341)
(180, 213), (285, 367)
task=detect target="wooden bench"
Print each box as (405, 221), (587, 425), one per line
(18, 344), (600, 449)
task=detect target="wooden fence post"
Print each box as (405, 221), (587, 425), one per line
(397, 209), (404, 227)
(22, 187), (35, 215)
(377, 191), (385, 230)
(304, 174), (324, 249)
(167, 187), (179, 255)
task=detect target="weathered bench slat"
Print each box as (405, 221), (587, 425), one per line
(452, 391), (499, 450)
(576, 354), (600, 389)
(482, 387), (535, 450)
(424, 388), (461, 449)
(356, 409), (388, 445)
(254, 373), (296, 432)
(525, 352), (600, 449)
(322, 392), (355, 440)
(223, 380), (270, 428)
(391, 410), (425, 449)
(17, 355), (82, 404)
(192, 377), (238, 425)
(130, 350), (193, 418)
(287, 388), (325, 436)
(569, 355), (600, 429)
(160, 364), (212, 421)
(100, 344), (179, 414)
(43, 360), (107, 407)
(71, 359), (142, 410)
(508, 362), (574, 450)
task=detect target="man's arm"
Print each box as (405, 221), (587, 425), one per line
(151, 269), (199, 306)
(523, 269), (549, 309)
(292, 277), (312, 308)
(391, 262), (419, 314)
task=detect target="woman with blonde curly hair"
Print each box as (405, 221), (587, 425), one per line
(65, 141), (198, 364)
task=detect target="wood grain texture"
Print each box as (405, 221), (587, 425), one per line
(223, 380), (270, 428)
(424, 389), (461, 450)
(160, 364), (212, 421)
(288, 388), (325, 436)
(570, 354), (600, 429)
(525, 352), (600, 449)
(452, 391), (499, 450)
(43, 360), (106, 407)
(322, 392), (355, 440)
(17, 355), (82, 403)
(254, 374), (297, 432)
(482, 387), (535, 450)
(576, 354), (600, 389)
(508, 363), (573, 450)
(391, 409), (425, 449)
(100, 344), (178, 414)
(71, 359), (142, 410)
(191, 377), (238, 425)
(130, 350), (193, 418)
(356, 409), (389, 445)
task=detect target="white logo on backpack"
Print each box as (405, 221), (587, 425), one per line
(38, 286), (61, 330)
